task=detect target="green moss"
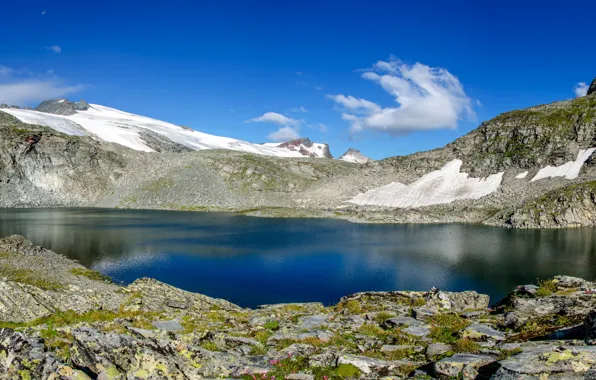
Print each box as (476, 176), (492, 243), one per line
(200, 341), (219, 351)
(335, 363), (362, 377)
(40, 328), (73, 360)
(0, 264), (64, 291)
(0, 309), (162, 331)
(253, 330), (273, 345)
(69, 267), (112, 283)
(263, 320), (279, 331)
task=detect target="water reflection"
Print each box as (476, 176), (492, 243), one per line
(1, 208), (596, 308)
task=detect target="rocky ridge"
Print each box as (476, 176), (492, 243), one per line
(36, 99), (90, 116)
(3, 236), (596, 378)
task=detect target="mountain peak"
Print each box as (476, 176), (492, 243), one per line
(275, 138), (333, 159)
(339, 148), (371, 164)
(588, 78), (596, 96)
(36, 99), (90, 116)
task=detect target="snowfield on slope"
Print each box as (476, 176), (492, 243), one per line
(349, 159), (504, 208)
(2, 105), (329, 158)
(530, 148), (596, 182)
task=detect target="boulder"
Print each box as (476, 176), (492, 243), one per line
(434, 353), (496, 379)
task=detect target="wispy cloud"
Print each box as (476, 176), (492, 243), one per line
(311, 123), (328, 132)
(329, 58), (475, 135)
(574, 82), (589, 97)
(0, 65), (86, 105)
(41, 11), (46, 15)
(288, 106), (309, 113)
(267, 126), (300, 142)
(246, 112), (299, 126)
(47, 45), (62, 53)
(0, 66), (13, 77)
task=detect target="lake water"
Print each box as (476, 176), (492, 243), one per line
(1, 208), (595, 308)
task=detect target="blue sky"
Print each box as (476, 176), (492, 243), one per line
(1, 1), (594, 159)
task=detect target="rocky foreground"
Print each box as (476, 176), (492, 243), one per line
(2, 236), (596, 379)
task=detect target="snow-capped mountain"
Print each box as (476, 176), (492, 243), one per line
(339, 148), (371, 164)
(1, 100), (332, 159)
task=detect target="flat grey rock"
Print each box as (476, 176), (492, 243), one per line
(152, 319), (183, 332)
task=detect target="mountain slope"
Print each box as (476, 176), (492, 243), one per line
(2, 100), (331, 158)
(346, 91), (596, 224)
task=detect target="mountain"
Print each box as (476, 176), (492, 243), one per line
(339, 148), (371, 164)
(264, 138), (333, 159)
(2, 82), (596, 228)
(1, 99), (331, 158)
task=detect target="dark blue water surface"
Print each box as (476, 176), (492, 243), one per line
(1, 208), (596, 308)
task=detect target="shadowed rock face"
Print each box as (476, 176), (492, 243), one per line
(35, 99), (90, 116)
(589, 78), (596, 96)
(0, 111), (125, 207)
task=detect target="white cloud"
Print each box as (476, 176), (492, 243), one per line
(329, 58), (475, 135)
(296, 71), (303, 75)
(267, 126), (300, 141)
(47, 45), (62, 53)
(289, 106), (309, 113)
(42, 11), (46, 15)
(574, 82), (589, 97)
(0, 66), (13, 77)
(327, 94), (381, 114)
(0, 65), (85, 105)
(247, 112), (299, 126)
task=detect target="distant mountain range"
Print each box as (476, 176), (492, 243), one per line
(0, 99), (366, 161)
(2, 80), (596, 229)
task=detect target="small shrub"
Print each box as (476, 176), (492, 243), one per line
(452, 338), (480, 353)
(374, 312), (394, 324)
(429, 314), (471, 344)
(536, 278), (557, 297)
(336, 300), (362, 314)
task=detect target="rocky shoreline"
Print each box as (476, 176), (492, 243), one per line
(1, 235), (596, 379)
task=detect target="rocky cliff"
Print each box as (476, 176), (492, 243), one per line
(3, 236), (596, 379)
(0, 111), (125, 207)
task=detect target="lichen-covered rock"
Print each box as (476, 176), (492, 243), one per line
(8, 238), (596, 378)
(493, 346), (596, 379)
(128, 277), (241, 313)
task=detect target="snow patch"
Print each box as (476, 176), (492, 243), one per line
(3, 105), (330, 158)
(348, 159), (504, 208)
(2, 108), (86, 136)
(340, 154), (362, 164)
(530, 148), (596, 182)
(515, 171), (529, 179)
